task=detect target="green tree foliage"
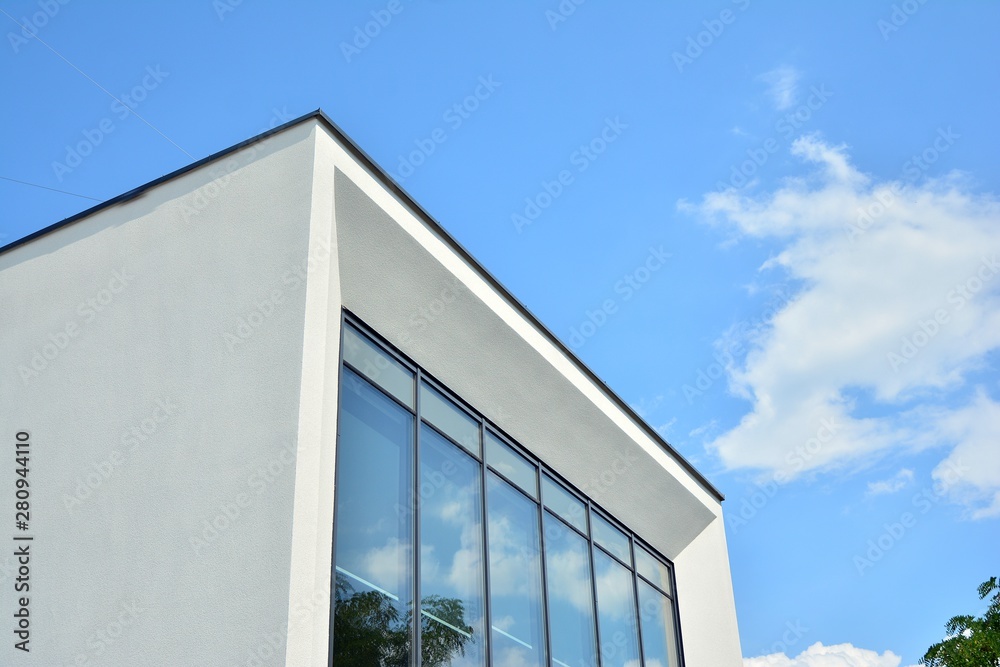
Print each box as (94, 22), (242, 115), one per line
(921, 577), (1000, 667)
(332, 577), (473, 666)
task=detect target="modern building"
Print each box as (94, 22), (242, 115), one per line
(0, 111), (742, 666)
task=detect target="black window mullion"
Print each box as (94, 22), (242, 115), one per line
(342, 359), (416, 415)
(672, 567), (686, 667)
(413, 368), (423, 666)
(587, 503), (604, 667)
(537, 485), (553, 667)
(479, 421), (493, 667)
(544, 505), (589, 543)
(631, 538), (647, 667)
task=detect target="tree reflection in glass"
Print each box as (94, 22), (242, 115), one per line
(334, 576), (476, 666)
(332, 369), (414, 665)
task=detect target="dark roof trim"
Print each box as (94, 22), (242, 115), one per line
(0, 109), (725, 502)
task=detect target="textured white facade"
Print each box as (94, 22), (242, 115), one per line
(0, 114), (741, 666)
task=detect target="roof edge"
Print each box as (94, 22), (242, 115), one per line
(0, 108), (726, 503)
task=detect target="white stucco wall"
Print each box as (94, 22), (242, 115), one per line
(0, 123), (319, 666)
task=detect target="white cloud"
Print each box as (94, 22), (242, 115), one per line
(866, 469), (914, 497)
(759, 66), (801, 111)
(745, 641), (918, 667)
(680, 134), (1000, 516)
(932, 389), (1000, 518)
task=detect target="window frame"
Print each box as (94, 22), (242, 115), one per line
(330, 311), (687, 667)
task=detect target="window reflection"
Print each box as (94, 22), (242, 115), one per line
(485, 432), (537, 499)
(343, 324), (415, 408)
(638, 579), (680, 667)
(594, 549), (642, 667)
(420, 383), (481, 456)
(419, 425), (487, 666)
(333, 368), (414, 665)
(542, 475), (588, 534)
(592, 513), (631, 565)
(635, 545), (673, 595)
(334, 321), (687, 667)
(486, 472), (546, 667)
(544, 512), (599, 667)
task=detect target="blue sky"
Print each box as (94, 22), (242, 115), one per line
(2, 1), (998, 664)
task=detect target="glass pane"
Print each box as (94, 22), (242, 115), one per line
(485, 432), (537, 499)
(421, 383), (481, 457)
(593, 549), (642, 667)
(592, 513), (631, 565)
(486, 472), (547, 667)
(543, 512), (599, 667)
(635, 545), (673, 595)
(638, 580), (680, 667)
(342, 324), (414, 408)
(419, 424), (487, 666)
(542, 475), (588, 534)
(333, 368), (414, 666)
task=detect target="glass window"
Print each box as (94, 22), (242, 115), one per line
(635, 545), (673, 595)
(542, 475), (588, 534)
(419, 424), (487, 666)
(593, 549), (642, 667)
(334, 321), (687, 667)
(485, 432), (537, 499)
(342, 324), (414, 408)
(421, 382), (481, 457)
(332, 368), (414, 665)
(638, 579), (681, 667)
(543, 512), (599, 667)
(486, 472), (547, 667)
(592, 513), (631, 565)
